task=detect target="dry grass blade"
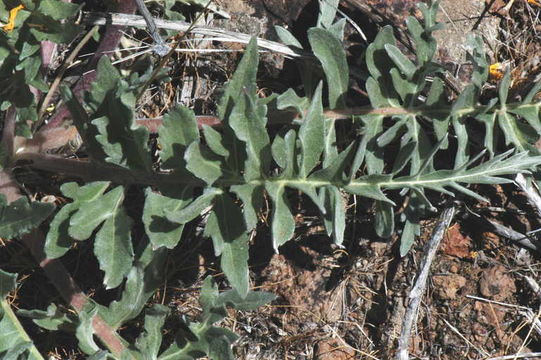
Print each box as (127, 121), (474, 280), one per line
(82, 11), (307, 59)
(486, 352), (541, 360)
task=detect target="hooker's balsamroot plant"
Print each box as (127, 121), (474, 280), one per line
(1, 0), (541, 358)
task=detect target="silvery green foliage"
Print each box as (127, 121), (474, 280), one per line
(0, 194), (55, 239)
(2, 0), (541, 358)
(157, 277), (275, 360)
(17, 276), (274, 360)
(51, 0), (541, 293)
(44, 181), (134, 289)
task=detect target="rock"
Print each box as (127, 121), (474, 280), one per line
(432, 274), (467, 300)
(314, 338), (356, 360)
(479, 265), (516, 301)
(441, 223), (472, 259)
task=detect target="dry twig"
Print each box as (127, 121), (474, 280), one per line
(486, 352), (541, 360)
(82, 11), (307, 59)
(395, 205), (456, 360)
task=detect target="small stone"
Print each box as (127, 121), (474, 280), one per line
(432, 274), (467, 300)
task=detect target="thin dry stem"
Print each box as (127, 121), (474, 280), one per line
(37, 26), (100, 121)
(395, 205), (455, 360)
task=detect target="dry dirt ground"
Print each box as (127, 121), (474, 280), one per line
(3, 0), (541, 359)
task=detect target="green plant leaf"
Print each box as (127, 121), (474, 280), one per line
(217, 290), (276, 311)
(509, 104), (541, 135)
(320, 186), (347, 245)
(273, 129), (298, 178)
(203, 125), (230, 157)
(466, 35), (489, 89)
(499, 68), (512, 104)
(406, 15), (436, 65)
(0, 270), (43, 360)
(317, 0), (339, 28)
(143, 188), (190, 249)
(375, 201), (394, 238)
(274, 25), (302, 48)
(276, 88), (310, 115)
(76, 307), (101, 355)
(62, 185), (133, 289)
(91, 90), (151, 172)
(38, 0), (81, 20)
(218, 37), (258, 121)
(298, 82), (325, 177)
(323, 118), (339, 167)
(159, 276), (272, 360)
(159, 105), (199, 171)
(230, 184), (264, 231)
(384, 44), (416, 79)
(93, 200), (134, 290)
(88, 56), (121, 106)
(100, 265), (150, 328)
(135, 305), (169, 359)
(0, 195), (55, 238)
(68, 186), (124, 240)
(308, 28), (348, 109)
(61, 85), (108, 162)
(205, 193), (250, 298)
(356, 115), (385, 176)
(165, 187), (222, 224)
(265, 182), (295, 250)
(345, 174), (394, 204)
(365, 26), (400, 107)
(400, 218), (420, 256)
(0, 270), (16, 298)
(228, 77), (271, 181)
(45, 182), (110, 258)
(17, 303), (76, 332)
(185, 143), (224, 185)
(309, 142), (355, 182)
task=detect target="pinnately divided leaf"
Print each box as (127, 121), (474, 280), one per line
(3, 1), (541, 356)
(54, 184), (135, 289)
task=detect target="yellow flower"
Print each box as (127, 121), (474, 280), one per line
(528, 0), (541, 7)
(489, 62), (504, 81)
(2, 5), (25, 32)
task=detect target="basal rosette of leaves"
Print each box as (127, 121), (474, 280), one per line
(1, 0), (541, 358)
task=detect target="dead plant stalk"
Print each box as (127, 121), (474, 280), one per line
(395, 205), (456, 360)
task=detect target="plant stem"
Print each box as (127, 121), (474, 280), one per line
(135, 0), (215, 101)
(20, 231), (130, 358)
(133, 0), (170, 56)
(37, 25), (100, 122)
